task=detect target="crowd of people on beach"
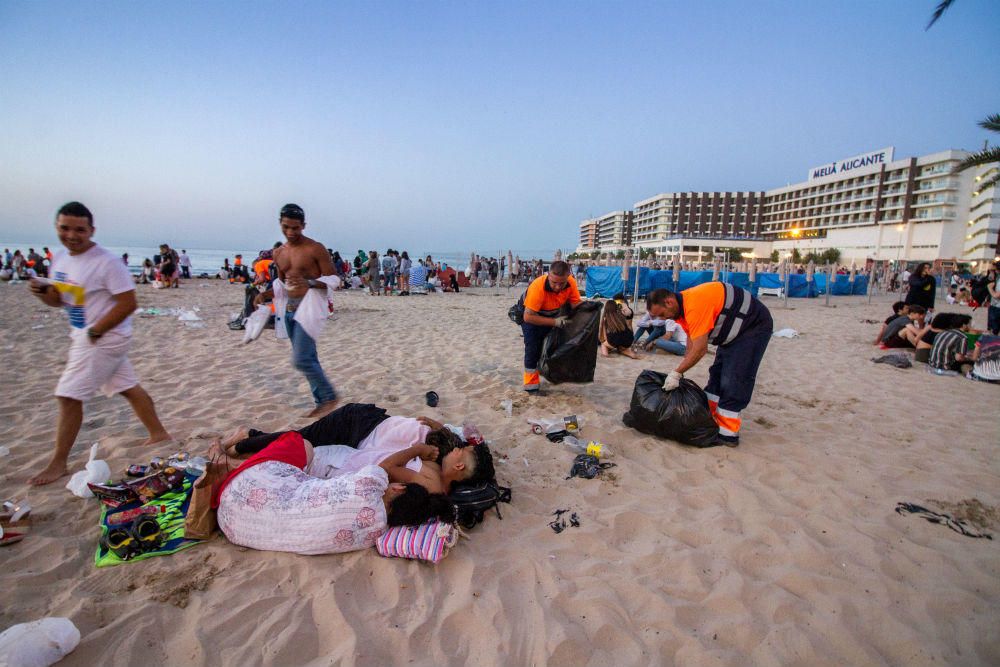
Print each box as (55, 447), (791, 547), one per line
(12, 199), (998, 562)
(872, 260), (1000, 382)
(1, 246), (53, 281)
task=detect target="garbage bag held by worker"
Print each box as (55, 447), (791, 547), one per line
(538, 301), (603, 383)
(622, 370), (720, 447)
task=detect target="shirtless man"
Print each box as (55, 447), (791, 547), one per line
(255, 203), (339, 418)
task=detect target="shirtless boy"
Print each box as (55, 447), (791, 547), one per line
(255, 204), (339, 418)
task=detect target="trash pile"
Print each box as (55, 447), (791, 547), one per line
(135, 306), (205, 328)
(527, 414), (615, 479)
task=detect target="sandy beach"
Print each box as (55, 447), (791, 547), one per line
(1, 279), (998, 667)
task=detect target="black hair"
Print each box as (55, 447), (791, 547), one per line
(646, 288), (675, 308)
(612, 292), (625, 301)
(907, 304), (927, 315)
(57, 201), (93, 226)
(426, 427), (464, 464)
(952, 314), (972, 329)
(466, 443), (495, 485)
(892, 300), (907, 314)
(280, 203), (305, 221)
(930, 312), (955, 329)
(387, 483), (456, 527)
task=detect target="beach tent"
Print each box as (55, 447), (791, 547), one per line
(585, 267), (624, 298)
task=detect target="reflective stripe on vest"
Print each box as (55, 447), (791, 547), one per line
(708, 283), (753, 346)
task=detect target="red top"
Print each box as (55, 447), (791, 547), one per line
(211, 431), (308, 508)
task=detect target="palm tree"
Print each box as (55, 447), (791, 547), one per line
(952, 114), (1000, 192)
(925, 0), (955, 30)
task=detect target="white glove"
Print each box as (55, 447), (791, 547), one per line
(662, 370), (683, 391)
(553, 316), (569, 328)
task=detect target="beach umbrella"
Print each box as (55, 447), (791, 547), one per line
(554, 249), (562, 261)
(711, 258), (720, 282)
(672, 253), (681, 290)
(749, 258), (757, 289)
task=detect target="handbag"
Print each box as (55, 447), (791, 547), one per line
(183, 454), (233, 540)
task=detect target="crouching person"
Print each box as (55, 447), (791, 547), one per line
(645, 282), (773, 446)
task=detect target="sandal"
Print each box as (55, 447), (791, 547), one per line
(131, 515), (163, 552)
(101, 524), (137, 560)
(1, 524), (28, 546)
(1, 499), (31, 525)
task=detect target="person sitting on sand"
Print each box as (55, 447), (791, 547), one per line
(632, 311), (666, 349)
(873, 301), (909, 345)
(880, 304), (926, 349)
(599, 295), (638, 359)
(213, 432), (456, 555)
(914, 312), (952, 364)
(929, 314), (978, 372)
(210, 403), (494, 495)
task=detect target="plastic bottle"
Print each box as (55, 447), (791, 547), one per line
(185, 456), (208, 476)
(563, 436), (610, 458)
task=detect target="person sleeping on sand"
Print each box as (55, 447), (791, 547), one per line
(209, 402), (494, 495)
(211, 431), (456, 555)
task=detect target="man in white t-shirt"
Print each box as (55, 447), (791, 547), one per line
(27, 202), (171, 485)
(178, 250), (192, 279)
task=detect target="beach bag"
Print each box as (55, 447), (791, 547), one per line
(376, 520), (458, 563)
(538, 301), (603, 383)
(507, 290), (528, 325)
(622, 370), (720, 447)
(183, 456), (233, 540)
(449, 480), (512, 529)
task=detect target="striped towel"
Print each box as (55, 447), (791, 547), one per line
(376, 520), (457, 563)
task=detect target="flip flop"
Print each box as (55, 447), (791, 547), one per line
(0, 523), (28, 546)
(0, 499), (31, 525)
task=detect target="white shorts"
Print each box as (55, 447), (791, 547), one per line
(55, 331), (138, 401)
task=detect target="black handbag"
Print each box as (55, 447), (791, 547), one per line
(449, 481), (512, 529)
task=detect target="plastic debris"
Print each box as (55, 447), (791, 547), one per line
(65, 443), (112, 499)
(0, 617), (81, 667)
(500, 399), (512, 418)
(772, 328), (799, 338)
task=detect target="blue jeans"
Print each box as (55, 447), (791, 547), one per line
(285, 310), (337, 405)
(633, 325), (666, 344)
(653, 337), (686, 355)
(988, 306), (1000, 335)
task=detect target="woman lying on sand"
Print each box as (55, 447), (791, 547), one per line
(211, 432), (455, 555)
(209, 402), (495, 495)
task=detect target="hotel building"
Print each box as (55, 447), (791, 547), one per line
(576, 147), (999, 265)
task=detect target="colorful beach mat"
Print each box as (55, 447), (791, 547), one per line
(94, 472), (204, 567)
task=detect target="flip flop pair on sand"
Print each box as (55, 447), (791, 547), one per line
(0, 499), (32, 546)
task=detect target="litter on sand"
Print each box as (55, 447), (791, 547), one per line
(772, 328), (799, 338)
(894, 502), (992, 540)
(872, 354), (912, 369)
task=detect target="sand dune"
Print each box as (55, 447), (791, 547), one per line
(1, 280), (997, 666)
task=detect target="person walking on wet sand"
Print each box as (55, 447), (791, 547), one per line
(27, 202), (171, 485)
(254, 204), (340, 418)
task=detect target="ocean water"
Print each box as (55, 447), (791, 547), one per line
(1, 241), (560, 276)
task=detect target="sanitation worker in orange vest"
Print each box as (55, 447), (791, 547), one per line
(646, 282), (772, 446)
(520, 260), (582, 393)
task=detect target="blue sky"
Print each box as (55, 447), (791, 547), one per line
(2, 0), (998, 255)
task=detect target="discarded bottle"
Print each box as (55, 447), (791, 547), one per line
(528, 415), (585, 435)
(185, 455), (208, 476)
(462, 422), (485, 446)
(562, 436), (609, 458)
(106, 504), (167, 526)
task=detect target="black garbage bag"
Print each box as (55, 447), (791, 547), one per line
(538, 301), (603, 383)
(622, 370), (720, 447)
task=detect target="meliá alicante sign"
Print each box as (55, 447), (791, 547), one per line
(808, 147), (895, 181)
